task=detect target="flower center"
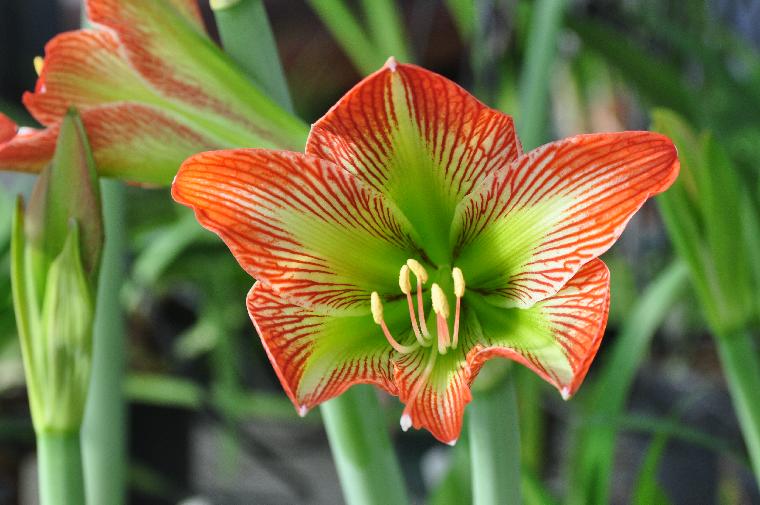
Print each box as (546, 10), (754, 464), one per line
(370, 259), (466, 356)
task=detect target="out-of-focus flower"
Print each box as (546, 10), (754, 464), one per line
(172, 60), (679, 444)
(0, 0), (308, 185)
(11, 110), (102, 433)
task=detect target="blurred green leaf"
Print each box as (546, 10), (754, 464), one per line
(360, 0), (410, 63)
(567, 16), (699, 123)
(631, 435), (673, 505)
(568, 259), (689, 505)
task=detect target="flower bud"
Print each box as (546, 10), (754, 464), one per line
(10, 109), (102, 433)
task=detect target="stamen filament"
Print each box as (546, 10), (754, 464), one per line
(407, 294), (428, 346)
(416, 280), (430, 337)
(371, 292), (419, 354)
(400, 265), (427, 346)
(452, 297), (461, 349)
(452, 268), (465, 350)
(436, 314), (450, 355)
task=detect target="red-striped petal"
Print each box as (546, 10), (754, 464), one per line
(453, 131), (678, 307)
(393, 347), (472, 444)
(0, 114), (16, 143)
(23, 30), (159, 127)
(0, 123), (55, 174)
(307, 61), (520, 264)
(467, 258), (611, 397)
(86, 0), (305, 149)
(172, 149), (418, 311)
(1, 104), (221, 183)
(247, 282), (399, 413)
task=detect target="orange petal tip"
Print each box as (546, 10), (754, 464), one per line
(561, 386), (571, 401)
(298, 405), (309, 417)
(446, 439), (458, 447)
(384, 56), (398, 72)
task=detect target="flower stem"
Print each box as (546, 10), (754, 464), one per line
(715, 329), (760, 485)
(320, 386), (410, 505)
(211, 0), (294, 113)
(37, 431), (85, 505)
(468, 369), (521, 505)
(82, 180), (127, 505)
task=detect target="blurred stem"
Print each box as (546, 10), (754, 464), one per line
(469, 371), (522, 505)
(212, 0), (294, 112)
(517, 0), (567, 150)
(568, 260), (689, 505)
(715, 330), (760, 485)
(307, 0), (383, 74)
(38, 431), (85, 505)
(82, 180), (126, 505)
(321, 386), (409, 505)
(360, 0), (410, 62)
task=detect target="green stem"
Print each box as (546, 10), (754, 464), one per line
(568, 260), (689, 505)
(517, 0), (567, 150)
(211, 0), (294, 112)
(468, 372), (521, 505)
(320, 386), (410, 505)
(715, 330), (760, 485)
(38, 431), (85, 505)
(82, 180), (126, 505)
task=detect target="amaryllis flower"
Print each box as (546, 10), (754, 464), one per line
(172, 60), (679, 444)
(0, 0), (307, 185)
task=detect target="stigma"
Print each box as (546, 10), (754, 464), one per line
(370, 261), (466, 357)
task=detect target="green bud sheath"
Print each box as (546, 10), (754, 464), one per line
(10, 108), (102, 434)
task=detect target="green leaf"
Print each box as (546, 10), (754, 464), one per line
(631, 435), (672, 505)
(567, 16), (699, 123)
(211, 0), (294, 112)
(360, 0), (411, 63)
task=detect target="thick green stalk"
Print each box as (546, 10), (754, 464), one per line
(517, 0), (567, 150)
(468, 372), (521, 505)
(211, 0), (294, 112)
(38, 431), (85, 505)
(212, 7), (409, 503)
(568, 260), (689, 505)
(82, 180), (126, 505)
(320, 386), (409, 505)
(715, 330), (760, 485)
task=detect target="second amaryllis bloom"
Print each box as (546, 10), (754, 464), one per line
(172, 59), (679, 444)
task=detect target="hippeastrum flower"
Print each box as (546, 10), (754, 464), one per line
(0, 0), (307, 185)
(172, 59), (679, 444)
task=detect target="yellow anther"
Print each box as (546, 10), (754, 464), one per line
(452, 267), (465, 298)
(399, 265), (412, 295)
(431, 283), (450, 319)
(33, 56), (44, 76)
(370, 292), (384, 325)
(406, 259), (428, 283)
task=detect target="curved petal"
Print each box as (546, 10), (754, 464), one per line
(248, 282), (408, 414)
(87, 0), (307, 149)
(23, 30), (160, 126)
(466, 258), (610, 398)
(1, 104), (222, 184)
(307, 61), (520, 264)
(393, 347), (472, 445)
(453, 131), (678, 307)
(172, 149), (419, 311)
(0, 114), (16, 142)
(0, 124), (55, 174)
